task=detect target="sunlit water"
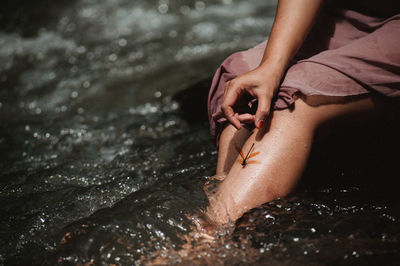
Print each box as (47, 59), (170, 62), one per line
(1, 0), (399, 265)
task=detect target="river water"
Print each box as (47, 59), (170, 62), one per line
(0, 0), (399, 265)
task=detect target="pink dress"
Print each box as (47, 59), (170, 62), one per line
(207, 6), (400, 144)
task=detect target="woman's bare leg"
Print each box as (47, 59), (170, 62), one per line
(207, 96), (390, 224)
(215, 125), (253, 175)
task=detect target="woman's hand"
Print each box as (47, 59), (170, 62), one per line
(221, 64), (282, 129)
(221, 0), (323, 130)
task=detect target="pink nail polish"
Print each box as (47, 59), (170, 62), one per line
(257, 120), (264, 129)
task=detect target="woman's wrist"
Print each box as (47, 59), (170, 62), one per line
(258, 58), (288, 83)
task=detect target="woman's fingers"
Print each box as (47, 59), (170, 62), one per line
(222, 75), (274, 129)
(236, 113), (255, 123)
(221, 80), (243, 129)
(254, 93), (271, 128)
(221, 104), (242, 129)
(221, 88), (241, 129)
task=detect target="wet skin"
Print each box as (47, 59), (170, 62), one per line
(206, 96), (393, 225)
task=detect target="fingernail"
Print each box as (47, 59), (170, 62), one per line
(257, 120), (264, 129)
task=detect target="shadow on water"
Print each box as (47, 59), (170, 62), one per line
(172, 78), (211, 124)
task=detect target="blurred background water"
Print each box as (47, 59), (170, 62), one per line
(0, 0), (399, 265)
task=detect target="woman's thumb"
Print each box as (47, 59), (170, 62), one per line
(254, 96), (270, 129)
